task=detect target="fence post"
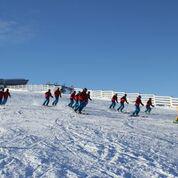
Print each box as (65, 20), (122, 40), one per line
(153, 95), (156, 106)
(101, 91), (103, 98)
(100, 90), (102, 98)
(170, 97), (173, 108)
(112, 91), (114, 96)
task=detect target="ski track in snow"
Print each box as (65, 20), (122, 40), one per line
(0, 91), (177, 178)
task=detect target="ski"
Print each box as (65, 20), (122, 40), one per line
(173, 121), (178, 124)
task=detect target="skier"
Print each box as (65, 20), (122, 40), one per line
(174, 116), (178, 123)
(52, 88), (62, 106)
(75, 88), (88, 114)
(68, 91), (76, 107)
(72, 91), (81, 109)
(2, 89), (11, 105)
(145, 98), (154, 114)
(117, 94), (129, 112)
(43, 89), (53, 106)
(131, 95), (144, 116)
(0, 88), (4, 105)
(85, 91), (92, 107)
(109, 94), (118, 109)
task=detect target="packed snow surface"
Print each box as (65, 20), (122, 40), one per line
(0, 91), (178, 178)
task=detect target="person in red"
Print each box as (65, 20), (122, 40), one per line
(85, 91), (92, 106)
(109, 94), (118, 109)
(117, 94), (129, 112)
(74, 88), (88, 114)
(80, 91), (92, 109)
(0, 88), (4, 105)
(145, 98), (154, 114)
(52, 88), (62, 106)
(43, 89), (53, 106)
(132, 95), (144, 116)
(2, 89), (11, 105)
(68, 91), (76, 107)
(72, 91), (81, 109)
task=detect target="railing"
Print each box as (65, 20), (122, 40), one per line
(7, 85), (178, 109)
(7, 85), (56, 92)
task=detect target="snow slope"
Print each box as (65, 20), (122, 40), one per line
(0, 91), (177, 178)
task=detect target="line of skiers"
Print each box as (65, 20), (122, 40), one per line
(0, 88), (11, 105)
(0, 87), (156, 117)
(42, 88), (154, 116)
(109, 94), (154, 116)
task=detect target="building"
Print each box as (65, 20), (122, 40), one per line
(0, 79), (29, 88)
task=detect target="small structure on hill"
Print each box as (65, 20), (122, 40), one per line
(0, 79), (29, 89)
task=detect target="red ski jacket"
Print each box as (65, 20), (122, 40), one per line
(86, 93), (92, 102)
(78, 92), (88, 102)
(74, 94), (80, 101)
(0, 91), (4, 99)
(111, 95), (118, 102)
(45, 92), (53, 99)
(4, 91), (11, 99)
(70, 92), (76, 100)
(120, 96), (128, 103)
(135, 98), (144, 106)
(54, 90), (61, 97)
(146, 100), (154, 107)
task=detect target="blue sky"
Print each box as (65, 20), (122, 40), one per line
(0, 0), (178, 97)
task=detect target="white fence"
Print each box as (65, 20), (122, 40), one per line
(7, 85), (55, 92)
(7, 85), (178, 109)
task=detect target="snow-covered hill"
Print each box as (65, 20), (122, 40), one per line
(0, 91), (178, 178)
